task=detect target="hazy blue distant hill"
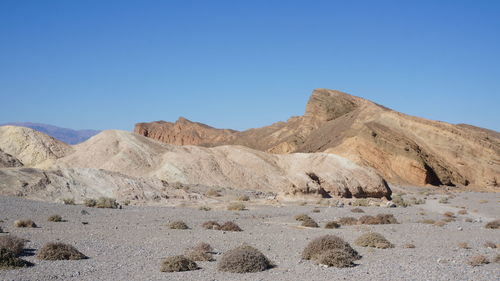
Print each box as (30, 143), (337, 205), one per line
(1, 122), (100, 144)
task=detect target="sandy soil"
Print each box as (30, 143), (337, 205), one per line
(0, 188), (499, 281)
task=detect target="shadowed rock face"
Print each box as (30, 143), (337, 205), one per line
(134, 89), (500, 190)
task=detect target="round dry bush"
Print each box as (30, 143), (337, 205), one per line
(84, 198), (97, 207)
(434, 221), (447, 227)
(458, 242), (471, 249)
(294, 214), (312, 221)
(443, 212), (455, 218)
(205, 189), (221, 197)
(338, 217), (358, 225)
(312, 208), (320, 213)
(219, 221), (242, 232)
(355, 232), (394, 249)
(302, 235), (361, 261)
(458, 209), (468, 215)
(351, 208), (365, 213)
(185, 242), (214, 261)
(48, 215), (62, 222)
(37, 242), (87, 260)
(0, 235), (27, 256)
(237, 195), (250, 201)
(191, 242), (213, 253)
(404, 243), (416, 249)
(202, 221), (220, 230)
(484, 241), (496, 249)
(227, 203), (245, 211)
(315, 249), (356, 268)
(494, 254), (500, 263)
(160, 255), (198, 272)
(218, 245), (272, 273)
(169, 221), (189, 230)
(485, 219), (500, 229)
(96, 197), (118, 209)
(301, 218), (319, 228)
(468, 255), (489, 266)
(418, 219), (435, 224)
(324, 221), (340, 229)
(14, 219), (36, 228)
(0, 248), (33, 269)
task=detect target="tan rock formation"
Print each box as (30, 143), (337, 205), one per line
(135, 89), (500, 189)
(0, 148), (23, 168)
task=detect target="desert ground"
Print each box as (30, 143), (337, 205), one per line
(0, 185), (498, 281)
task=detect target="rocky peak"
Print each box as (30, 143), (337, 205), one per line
(304, 89), (365, 121)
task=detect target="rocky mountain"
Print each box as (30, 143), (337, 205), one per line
(1, 122), (100, 144)
(0, 126), (391, 204)
(134, 89), (500, 190)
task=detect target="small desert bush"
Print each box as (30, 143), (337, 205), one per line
(48, 215), (62, 222)
(485, 219), (500, 229)
(443, 212), (455, 218)
(407, 197), (425, 205)
(458, 242), (471, 249)
(468, 255), (489, 266)
(219, 221), (242, 232)
(418, 219), (436, 224)
(479, 200), (488, 204)
(185, 242), (214, 261)
(465, 218), (473, 223)
(352, 199), (370, 207)
(169, 221), (189, 230)
(198, 206), (211, 211)
(61, 198), (75, 205)
(301, 218), (319, 228)
(438, 197), (449, 204)
(355, 232), (393, 249)
(358, 214), (398, 225)
(484, 241), (496, 248)
(294, 214), (312, 221)
(84, 198), (97, 207)
(338, 217), (358, 225)
(202, 221), (220, 230)
(14, 219), (36, 228)
(434, 221), (447, 227)
(324, 221), (340, 229)
(391, 194), (410, 207)
(160, 255), (198, 272)
(227, 202), (245, 211)
(122, 200), (130, 206)
(37, 242), (87, 260)
(351, 207), (365, 213)
(237, 195), (250, 201)
(404, 243), (416, 248)
(0, 248), (32, 269)
(96, 197), (118, 209)
(312, 208), (321, 213)
(302, 235), (361, 268)
(494, 254), (500, 263)
(218, 245), (272, 273)
(0, 235), (26, 255)
(458, 209), (468, 215)
(205, 189), (221, 197)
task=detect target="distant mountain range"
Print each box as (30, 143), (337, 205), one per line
(0, 122), (100, 144)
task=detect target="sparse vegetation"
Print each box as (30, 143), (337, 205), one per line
(443, 212), (455, 218)
(352, 199), (370, 207)
(198, 206), (211, 211)
(294, 214), (312, 221)
(355, 232), (393, 249)
(122, 200), (130, 206)
(0, 236), (26, 256)
(160, 255), (198, 272)
(458, 242), (471, 249)
(48, 215), (62, 222)
(438, 197), (449, 204)
(324, 221), (340, 229)
(0, 248), (32, 269)
(434, 221), (447, 227)
(14, 219), (36, 228)
(37, 242), (87, 260)
(218, 245), (272, 273)
(61, 198), (75, 205)
(484, 241), (496, 248)
(185, 242), (214, 261)
(458, 209), (467, 215)
(202, 221), (220, 230)
(358, 214), (398, 225)
(96, 197), (119, 209)
(468, 255), (489, 266)
(301, 218), (319, 228)
(219, 221), (242, 232)
(485, 219), (500, 229)
(418, 219), (436, 224)
(302, 235), (361, 261)
(351, 208), (364, 213)
(205, 189), (221, 197)
(312, 208), (320, 213)
(227, 202), (245, 211)
(315, 249), (357, 267)
(169, 221), (189, 230)
(338, 217), (358, 225)
(404, 243), (416, 248)
(237, 195), (250, 201)
(84, 198), (97, 207)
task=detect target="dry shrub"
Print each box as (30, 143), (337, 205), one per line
(312, 208), (320, 213)
(0, 226), (2, 233)
(358, 214), (398, 225)
(485, 219), (500, 229)
(160, 255), (198, 272)
(442, 217), (455, 223)
(219, 221), (242, 232)
(302, 235), (361, 261)
(237, 195), (250, 201)
(458, 242), (471, 249)
(443, 212), (455, 218)
(338, 217), (358, 225)
(458, 210), (468, 215)
(96, 197), (118, 209)
(84, 198), (97, 207)
(0, 235), (26, 255)
(202, 221), (220, 230)
(404, 243), (416, 248)
(301, 218), (319, 228)
(185, 243), (214, 261)
(418, 219), (436, 224)
(37, 242), (87, 260)
(14, 220), (36, 228)
(434, 221), (447, 227)
(48, 215), (62, 222)
(352, 199), (370, 207)
(439, 197), (449, 204)
(205, 189), (221, 197)
(218, 245), (272, 273)
(61, 198), (75, 205)
(227, 203), (245, 211)
(315, 249), (357, 268)
(479, 200), (488, 204)
(324, 221), (340, 229)
(351, 208), (365, 213)
(355, 232), (393, 249)
(294, 214), (312, 221)
(468, 255), (489, 266)
(0, 248), (32, 269)
(494, 254), (500, 263)
(198, 206), (211, 211)
(169, 221), (189, 230)
(484, 241), (496, 248)
(464, 218), (473, 223)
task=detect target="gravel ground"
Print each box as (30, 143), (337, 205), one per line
(0, 191), (499, 281)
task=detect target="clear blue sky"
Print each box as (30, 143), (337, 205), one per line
(0, 0), (499, 131)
